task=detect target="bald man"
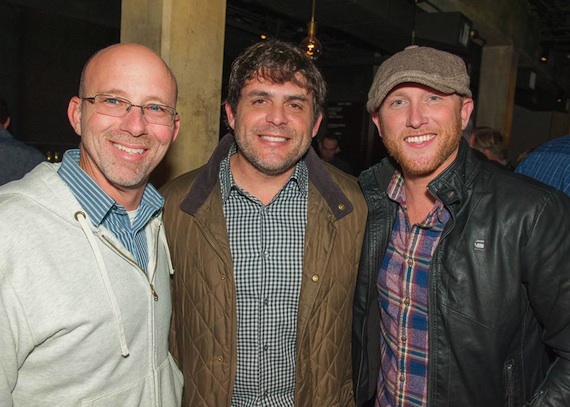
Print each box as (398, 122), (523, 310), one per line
(0, 43), (183, 406)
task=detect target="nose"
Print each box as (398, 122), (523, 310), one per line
(121, 105), (147, 136)
(406, 102), (428, 129)
(266, 104), (288, 126)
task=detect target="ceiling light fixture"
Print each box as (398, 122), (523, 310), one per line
(300, 0), (322, 60)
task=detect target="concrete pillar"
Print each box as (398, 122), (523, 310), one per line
(475, 45), (518, 145)
(121, 0), (226, 185)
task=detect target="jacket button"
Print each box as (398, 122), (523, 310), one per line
(220, 275), (226, 281)
(217, 356), (224, 362)
(338, 203), (345, 211)
(311, 274), (320, 282)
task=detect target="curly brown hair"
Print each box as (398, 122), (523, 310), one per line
(226, 39), (326, 125)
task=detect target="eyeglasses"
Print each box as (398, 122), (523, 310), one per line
(81, 94), (177, 126)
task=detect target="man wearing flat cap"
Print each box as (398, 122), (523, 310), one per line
(353, 45), (570, 406)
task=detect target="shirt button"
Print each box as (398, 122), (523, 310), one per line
(401, 336), (407, 343)
(263, 298), (269, 306)
(407, 259), (413, 266)
(399, 374), (405, 382)
(404, 297), (410, 305)
(311, 274), (320, 282)
(263, 345), (269, 351)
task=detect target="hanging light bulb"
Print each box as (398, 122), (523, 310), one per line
(300, 0), (322, 60)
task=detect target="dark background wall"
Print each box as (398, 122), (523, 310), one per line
(0, 1), (119, 159)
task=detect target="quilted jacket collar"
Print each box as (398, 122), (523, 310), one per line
(179, 133), (354, 220)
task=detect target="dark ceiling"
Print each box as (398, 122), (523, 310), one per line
(4, 0), (570, 111)
(228, 0), (570, 112)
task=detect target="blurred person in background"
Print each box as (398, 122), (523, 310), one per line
(516, 134), (570, 196)
(0, 97), (45, 185)
(469, 125), (513, 169)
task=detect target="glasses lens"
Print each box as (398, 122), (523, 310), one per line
(142, 104), (175, 125)
(93, 95), (129, 117)
(88, 95), (175, 125)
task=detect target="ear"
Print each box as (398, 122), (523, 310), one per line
(460, 98), (475, 130)
(224, 101), (236, 130)
(371, 111), (383, 138)
(67, 97), (82, 136)
(171, 113), (181, 143)
(311, 113), (323, 138)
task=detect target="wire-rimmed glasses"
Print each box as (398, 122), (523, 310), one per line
(81, 94), (177, 126)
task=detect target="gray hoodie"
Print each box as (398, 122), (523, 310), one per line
(0, 163), (183, 406)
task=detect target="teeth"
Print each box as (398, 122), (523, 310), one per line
(406, 135), (434, 144)
(261, 135), (286, 142)
(113, 143), (144, 154)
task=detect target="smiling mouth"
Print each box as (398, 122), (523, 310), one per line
(405, 134), (435, 144)
(113, 143), (145, 155)
(260, 135), (288, 142)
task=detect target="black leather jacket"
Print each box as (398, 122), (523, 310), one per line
(353, 139), (570, 406)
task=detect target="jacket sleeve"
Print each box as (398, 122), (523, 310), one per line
(0, 270), (36, 407)
(523, 190), (570, 406)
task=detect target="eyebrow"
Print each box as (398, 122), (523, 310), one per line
(96, 89), (170, 105)
(245, 89), (309, 103)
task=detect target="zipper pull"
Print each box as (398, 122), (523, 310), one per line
(150, 284), (159, 301)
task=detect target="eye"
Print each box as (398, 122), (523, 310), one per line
(99, 96), (128, 108)
(289, 102), (303, 110)
(145, 104), (168, 113)
(102, 97), (121, 105)
(428, 95), (442, 101)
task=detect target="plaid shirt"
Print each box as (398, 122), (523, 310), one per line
(220, 145), (308, 407)
(376, 171), (450, 407)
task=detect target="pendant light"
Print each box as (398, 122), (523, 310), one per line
(300, 0), (322, 60)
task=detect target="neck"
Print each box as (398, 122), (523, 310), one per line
(230, 153), (294, 206)
(402, 176), (436, 225)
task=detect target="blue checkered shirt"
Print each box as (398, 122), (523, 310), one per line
(58, 149), (163, 272)
(515, 135), (570, 196)
(220, 144), (307, 407)
(376, 171), (450, 407)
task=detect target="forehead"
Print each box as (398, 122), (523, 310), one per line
(84, 47), (176, 102)
(243, 71), (309, 93)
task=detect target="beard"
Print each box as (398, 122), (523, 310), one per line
(380, 114), (463, 177)
(234, 125), (313, 176)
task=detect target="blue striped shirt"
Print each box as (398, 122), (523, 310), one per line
(515, 135), (570, 196)
(376, 171), (450, 407)
(58, 149), (164, 271)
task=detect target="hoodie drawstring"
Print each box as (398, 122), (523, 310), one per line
(74, 211), (130, 357)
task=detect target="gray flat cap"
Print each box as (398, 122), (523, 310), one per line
(367, 45), (472, 113)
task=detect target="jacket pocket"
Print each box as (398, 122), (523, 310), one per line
(80, 376), (151, 407)
(158, 353), (184, 406)
(504, 359), (514, 407)
(526, 388), (548, 406)
(341, 380), (356, 407)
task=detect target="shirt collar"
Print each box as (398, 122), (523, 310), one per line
(57, 149), (164, 226)
(387, 169), (446, 227)
(219, 142), (308, 204)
